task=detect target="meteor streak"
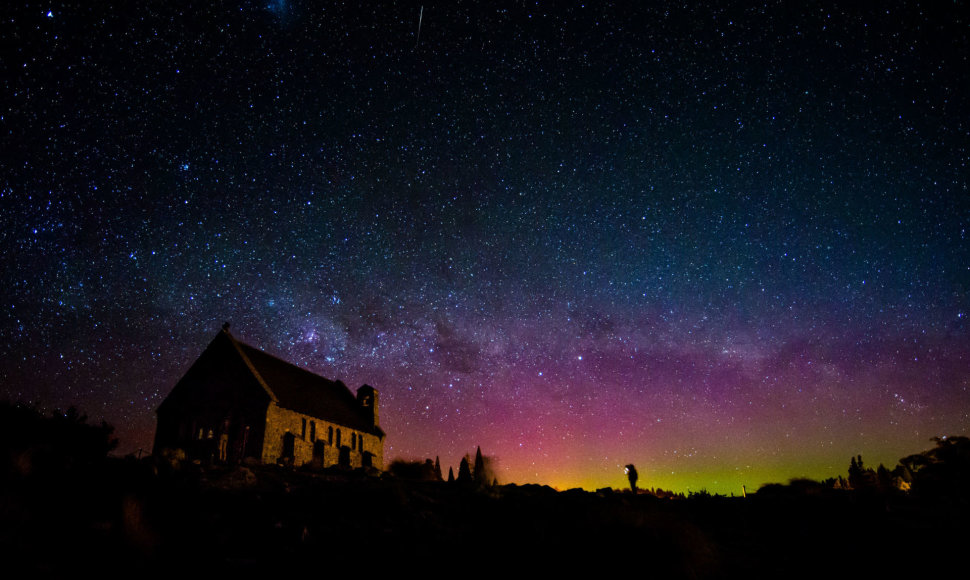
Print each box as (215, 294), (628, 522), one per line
(415, 6), (423, 48)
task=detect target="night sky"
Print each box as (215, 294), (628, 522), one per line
(2, 1), (968, 494)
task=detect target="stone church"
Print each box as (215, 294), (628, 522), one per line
(153, 324), (384, 470)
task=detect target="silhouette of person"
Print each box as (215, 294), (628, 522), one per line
(625, 464), (638, 493)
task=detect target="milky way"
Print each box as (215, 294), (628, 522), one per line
(2, 1), (968, 493)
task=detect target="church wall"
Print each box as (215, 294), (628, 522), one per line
(261, 402), (383, 469)
(359, 430), (384, 471)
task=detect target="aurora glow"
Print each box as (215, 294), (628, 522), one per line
(2, 1), (967, 495)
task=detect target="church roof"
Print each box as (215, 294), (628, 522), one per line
(223, 327), (384, 438)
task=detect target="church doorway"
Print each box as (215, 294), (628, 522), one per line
(281, 432), (295, 462)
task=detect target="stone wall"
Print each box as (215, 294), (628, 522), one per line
(261, 403), (383, 469)
(358, 428), (384, 471)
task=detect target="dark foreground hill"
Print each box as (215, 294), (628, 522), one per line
(2, 458), (967, 578)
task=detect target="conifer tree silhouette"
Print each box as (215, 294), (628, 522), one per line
(473, 446), (486, 484)
(457, 455), (472, 483)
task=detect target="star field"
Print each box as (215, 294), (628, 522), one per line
(2, 1), (968, 493)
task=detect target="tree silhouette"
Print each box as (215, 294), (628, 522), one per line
(471, 446), (499, 486)
(434, 456), (443, 481)
(904, 436), (970, 500)
(473, 446), (486, 485)
(876, 464), (894, 492)
(457, 455), (472, 483)
(848, 455), (876, 490)
(899, 452), (930, 477)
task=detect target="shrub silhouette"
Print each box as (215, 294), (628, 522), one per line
(0, 401), (117, 479)
(389, 458), (437, 480)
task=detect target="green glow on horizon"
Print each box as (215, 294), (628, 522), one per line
(498, 438), (943, 496)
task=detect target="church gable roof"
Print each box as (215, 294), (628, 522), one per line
(158, 328), (273, 414)
(226, 330), (384, 437)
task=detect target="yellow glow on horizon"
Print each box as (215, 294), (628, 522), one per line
(498, 445), (924, 496)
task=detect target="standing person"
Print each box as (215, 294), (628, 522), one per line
(625, 464), (638, 493)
